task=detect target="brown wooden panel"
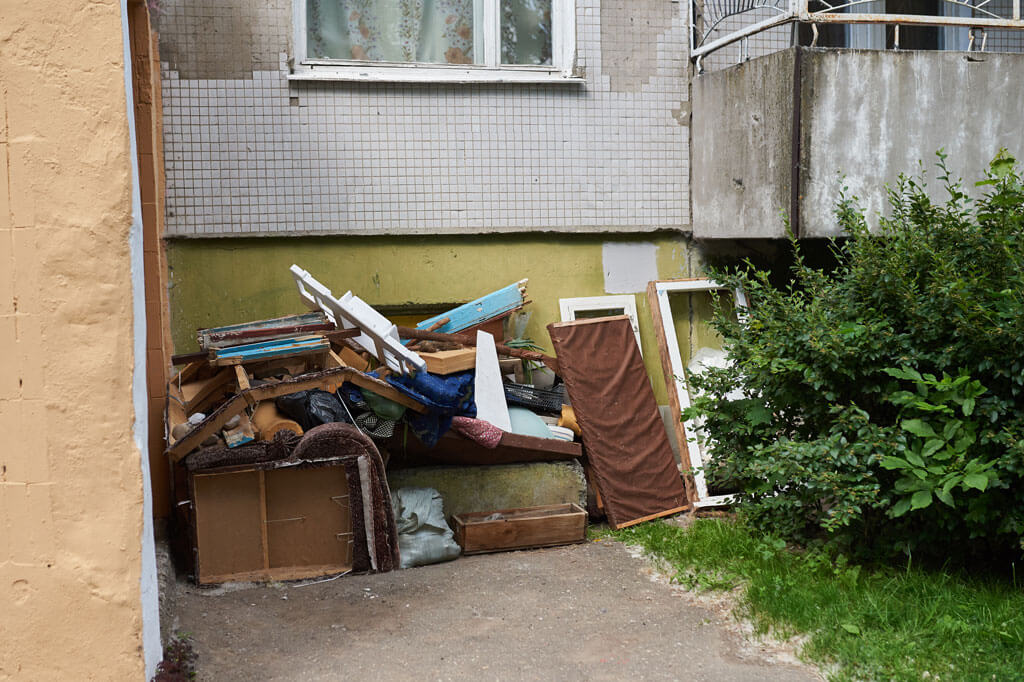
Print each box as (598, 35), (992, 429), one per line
(193, 470), (265, 582)
(264, 466), (353, 571)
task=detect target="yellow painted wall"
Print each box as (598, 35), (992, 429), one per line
(166, 233), (720, 403)
(0, 1), (147, 678)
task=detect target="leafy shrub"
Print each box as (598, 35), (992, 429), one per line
(688, 152), (1024, 562)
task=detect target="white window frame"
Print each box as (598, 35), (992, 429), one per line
(647, 278), (749, 509)
(559, 295), (642, 357)
(290, 0), (581, 83)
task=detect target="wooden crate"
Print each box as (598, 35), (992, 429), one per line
(190, 463), (353, 584)
(452, 503), (587, 555)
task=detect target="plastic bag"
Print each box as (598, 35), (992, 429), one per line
(275, 390), (351, 432)
(391, 487), (461, 569)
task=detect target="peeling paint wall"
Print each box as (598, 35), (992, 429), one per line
(156, 0), (691, 236)
(0, 0), (151, 677)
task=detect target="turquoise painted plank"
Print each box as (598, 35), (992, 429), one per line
(416, 282), (525, 335)
(215, 337), (328, 362)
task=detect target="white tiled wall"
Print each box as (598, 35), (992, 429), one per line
(159, 1), (691, 237)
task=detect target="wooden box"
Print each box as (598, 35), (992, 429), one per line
(190, 463), (353, 585)
(452, 503), (587, 555)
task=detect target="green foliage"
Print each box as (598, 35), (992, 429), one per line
(612, 519), (1024, 681)
(687, 152), (1024, 560)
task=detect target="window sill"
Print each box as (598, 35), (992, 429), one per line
(288, 62), (586, 84)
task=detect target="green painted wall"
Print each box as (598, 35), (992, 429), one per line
(166, 233), (724, 404)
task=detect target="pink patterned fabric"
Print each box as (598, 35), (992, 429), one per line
(451, 416), (503, 448)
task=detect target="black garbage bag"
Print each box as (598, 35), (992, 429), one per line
(275, 389), (351, 432)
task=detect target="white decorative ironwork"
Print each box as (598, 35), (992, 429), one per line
(691, 0), (1024, 59)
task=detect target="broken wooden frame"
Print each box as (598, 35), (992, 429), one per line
(646, 278), (749, 509)
(558, 295), (643, 356)
(291, 264), (426, 375)
(166, 366), (427, 463)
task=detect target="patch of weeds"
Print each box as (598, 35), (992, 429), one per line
(152, 633), (196, 682)
(612, 518), (1024, 681)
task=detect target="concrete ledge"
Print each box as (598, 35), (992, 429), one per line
(387, 461), (587, 518)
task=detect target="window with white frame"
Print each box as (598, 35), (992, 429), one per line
(292, 0), (579, 82)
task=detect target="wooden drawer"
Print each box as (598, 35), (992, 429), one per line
(452, 503), (587, 555)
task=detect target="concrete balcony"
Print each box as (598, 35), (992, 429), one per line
(691, 47), (1024, 239)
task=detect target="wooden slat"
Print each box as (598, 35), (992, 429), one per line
(419, 348), (477, 374)
(610, 505), (691, 529)
(646, 282), (698, 503)
(181, 367), (234, 414)
(415, 281), (526, 334)
(258, 470), (270, 570)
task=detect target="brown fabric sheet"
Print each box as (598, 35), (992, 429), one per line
(548, 316), (689, 528)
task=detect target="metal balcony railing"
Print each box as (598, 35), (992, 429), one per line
(691, 0), (1024, 63)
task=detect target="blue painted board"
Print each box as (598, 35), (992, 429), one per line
(214, 336), (329, 362)
(416, 282), (525, 335)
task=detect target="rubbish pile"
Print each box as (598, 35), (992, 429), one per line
(166, 265), (695, 585)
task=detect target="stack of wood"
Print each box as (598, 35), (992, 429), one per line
(166, 312), (427, 464)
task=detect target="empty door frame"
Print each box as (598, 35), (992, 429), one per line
(558, 295), (642, 356)
(646, 279), (748, 508)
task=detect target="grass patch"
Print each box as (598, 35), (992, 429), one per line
(610, 518), (1024, 681)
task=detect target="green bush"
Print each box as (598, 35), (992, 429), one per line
(688, 152), (1024, 561)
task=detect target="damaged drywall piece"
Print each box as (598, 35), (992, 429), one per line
(646, 278), (749, 508)
(290, 264), (425, 375)
(602, 242), (659, 294)
(474, 330), (512, 432)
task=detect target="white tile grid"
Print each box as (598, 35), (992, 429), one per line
(161, 0), (690, 237)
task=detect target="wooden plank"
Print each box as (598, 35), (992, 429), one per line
(234, 365), (251, 392)
(610, 505), (691, 529)
(419, 348), (477, 374)
(646, 282), (698, 503)
(415, 280), (527, 334)
(197, 564), (353, 586)
(397, 326), (558, 372)
(197, 312), (329, 347)
(205, 323), (336, 349)
(453, 503), (586, 554)
(212, 336), (330, 366)
(345, 372), (428, 414)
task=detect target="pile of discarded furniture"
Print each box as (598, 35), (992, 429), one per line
(166, 265), (713, 585)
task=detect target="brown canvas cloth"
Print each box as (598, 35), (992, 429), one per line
(548, 316), (689, 528)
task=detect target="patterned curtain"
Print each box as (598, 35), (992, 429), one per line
(308, 0), (476, 64)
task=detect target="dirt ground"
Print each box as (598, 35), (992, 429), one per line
(161, 538), (821, 681)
